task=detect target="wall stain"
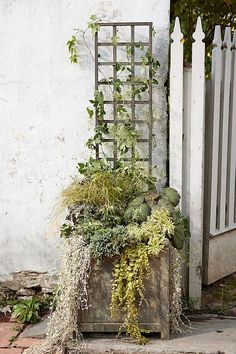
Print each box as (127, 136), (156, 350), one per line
(56, 135), (65, 143)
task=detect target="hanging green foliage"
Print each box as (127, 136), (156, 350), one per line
(111, 244), (151, 345)
(111, 209), (175, 344)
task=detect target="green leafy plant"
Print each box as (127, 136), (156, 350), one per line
(88, 90), (106, 122)
(77, 157), (110, 176)
(88, 14), (101, 35)
(111, 34), (119, 45)
(111, 122), (139, 156)
(12, 297), (41, 324)
(66, 35), (79, 63)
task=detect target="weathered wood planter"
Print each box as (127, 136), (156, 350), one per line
(79, 245), (170, 340)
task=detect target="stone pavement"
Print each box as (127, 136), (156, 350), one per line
(82, 316), (236, 354)
(0, 322), (43, 354)
(0, 315), (236, 354)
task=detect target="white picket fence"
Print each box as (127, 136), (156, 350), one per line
(170, 17), (236, 304)
(206, 26), (236, 236)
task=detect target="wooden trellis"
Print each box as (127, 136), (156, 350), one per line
(94, 22), (153, 169)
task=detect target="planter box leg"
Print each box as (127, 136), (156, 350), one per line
(160, 247), (170, 340)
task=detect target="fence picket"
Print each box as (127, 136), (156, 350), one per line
(169, 17), (183, 207)
(209, 26), (223, 234)
(219, 27), (232, 230)
(189, 17), (205, 305)
(228, 31), (236, 226)
(182, 67), (192, 218)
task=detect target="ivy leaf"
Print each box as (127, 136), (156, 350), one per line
(126, 44), (132, 60)
(77, 162), (85, 174)
(113, 78), (123, 93)
(87, 107), (94, 119)
(88, 14), (101, 35)
(115, 63), (125, 72)
(119, 143), (129, 154)
(111, 35), (119, 45)
(90, 14), (98, 21)
(66, 35), (79, 63)
(117, 105), (127, 114)
(135, 42), (144, 51)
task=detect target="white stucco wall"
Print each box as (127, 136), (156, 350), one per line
(0, 0), (170, 280)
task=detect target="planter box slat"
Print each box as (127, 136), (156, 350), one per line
(79, 246), (170, 340)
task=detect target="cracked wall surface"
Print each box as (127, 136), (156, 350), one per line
(0, 0), (170, 280)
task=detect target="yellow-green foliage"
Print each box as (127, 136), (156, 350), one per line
(60, 169), (150, 209)
(128, 208), (175, 255)
(111, 244), (150, 345)
(111, 209), (175, 344)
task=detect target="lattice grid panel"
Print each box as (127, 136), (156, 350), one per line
(94, 22), (153, 169)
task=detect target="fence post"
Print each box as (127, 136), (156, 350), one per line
(169, 17), (183, 208)
(189, 17), (205, 306)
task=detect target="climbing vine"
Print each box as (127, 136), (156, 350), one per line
(67, 15), (160, 167)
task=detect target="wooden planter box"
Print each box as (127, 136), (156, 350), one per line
(79, 245), (170, 340)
